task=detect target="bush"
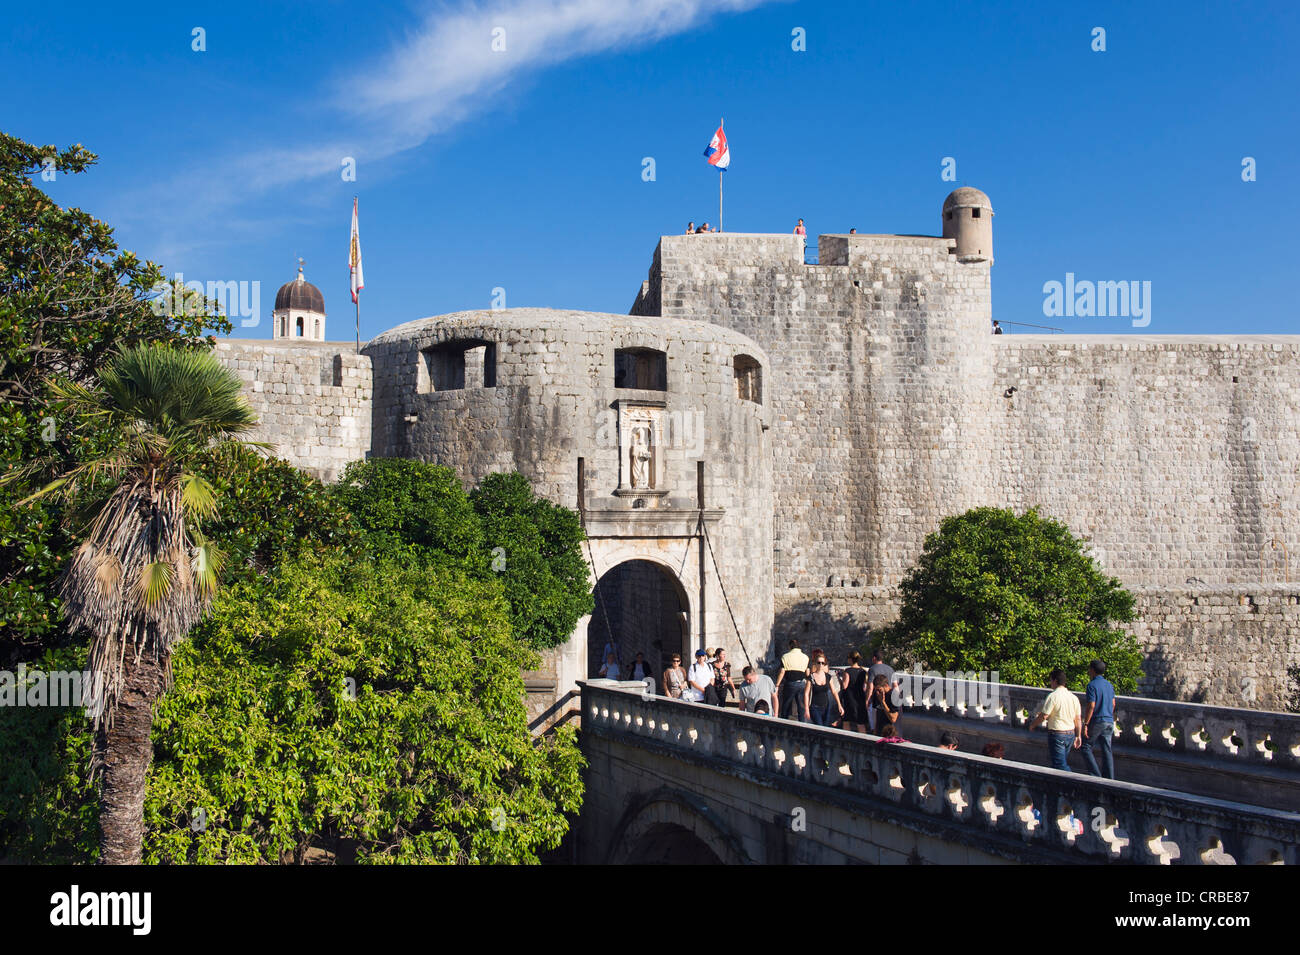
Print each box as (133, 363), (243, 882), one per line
(193, 444), (361, 581)
(0, 644), (97, 863)
(333, 460), (592, 651)
(878, 507), (1143, 691)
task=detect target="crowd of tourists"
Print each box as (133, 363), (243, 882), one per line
(601, 638), (1118, 779)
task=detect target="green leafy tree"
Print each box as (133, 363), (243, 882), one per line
(0, 132), (227, 662)
(1, 446), (355, 864)
(331, 458), (484, 566)
(877, 507), (1142, 691)
(333, 460), (592, 650)
(23, 343), (257, 864)
(143, 554), (584, 864)
(192, 444), (361, 582)
(0, 643), (97, 863)
(470, 472), (592, 650)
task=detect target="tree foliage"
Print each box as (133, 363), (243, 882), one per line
(877, 507), (1142, 691)
(143, 554), (584, 864)
(333, 460), (592, 651)
(470, 472), (592, 650)
(192, 444), (361, 582)
(332, 458), (485, 567)
(0, 132), (228, 662)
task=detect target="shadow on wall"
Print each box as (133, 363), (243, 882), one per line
(1141, 645), (1209, 704)
(771, 599), (878, 670)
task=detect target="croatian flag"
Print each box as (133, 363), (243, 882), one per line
(703, 125), (729, 170)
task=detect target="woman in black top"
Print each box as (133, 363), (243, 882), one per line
(839, 651), (869, 733)
(803, 650), (843, 726)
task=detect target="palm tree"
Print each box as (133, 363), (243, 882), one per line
(25, 342), (259, 864)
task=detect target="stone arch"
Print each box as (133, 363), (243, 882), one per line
(587, 556), (690, 680)
(606, 787), (754, 865)
(556, 538), (707, 700)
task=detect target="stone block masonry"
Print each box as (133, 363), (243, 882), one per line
(213, 340), (372, 483)
(992, 335), (1300, 588)
(634, 230), (1300, 707)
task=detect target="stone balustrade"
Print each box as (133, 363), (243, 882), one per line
(581, 681), (1300, 864)
(890, 673), (1300, 772)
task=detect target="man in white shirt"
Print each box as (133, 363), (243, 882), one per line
(684, 649), (713, 703)
(1028, 669), (1082, 771)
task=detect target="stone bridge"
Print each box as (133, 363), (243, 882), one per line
(575, 681), (1300, 865)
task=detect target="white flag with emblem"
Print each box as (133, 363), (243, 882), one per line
(349, 197), (364, 304)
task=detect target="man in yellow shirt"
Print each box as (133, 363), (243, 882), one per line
(774, 639), (810, 722)
(1027, 669), (1082, 771)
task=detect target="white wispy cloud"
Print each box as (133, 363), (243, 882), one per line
(121, 0), (772, 259)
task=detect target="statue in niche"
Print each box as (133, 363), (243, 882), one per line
(630, 424), (653, 489)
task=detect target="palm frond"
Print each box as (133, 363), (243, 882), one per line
(191, 539), (226, 599)
(180, 472), (218, 521)
(99, 343), (259, 448)
(135, 560), (175, 610)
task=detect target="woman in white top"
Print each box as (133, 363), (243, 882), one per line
(599, 652), (622, 680)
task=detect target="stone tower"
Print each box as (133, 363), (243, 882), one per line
(942, 186), (994, 264)
(272, 262), (327, 340)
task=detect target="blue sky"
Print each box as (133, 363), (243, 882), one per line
(4, 0), (1296, 339)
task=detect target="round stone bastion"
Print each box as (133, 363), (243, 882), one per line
(363, 308), (775, 677)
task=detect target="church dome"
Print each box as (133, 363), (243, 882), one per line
(274, 265), (325, 313)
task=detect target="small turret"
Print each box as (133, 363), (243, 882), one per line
(942, 187), (993, 265)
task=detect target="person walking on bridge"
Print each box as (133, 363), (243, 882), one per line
(684, 649), (713, 703)
(663, 654), (686, 699)
(739, 666), (778, 715)
(1028, 669), (1082, 771)
(839, 651), (870, 733)
(803, 650), (844, 726)
(1080, 659), (1116, 779)
(774, 639), (809, 721)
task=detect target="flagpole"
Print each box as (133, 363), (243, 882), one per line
(718, 117), (724, 232)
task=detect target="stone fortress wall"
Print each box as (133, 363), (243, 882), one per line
(213, 339), (372, 483)
(633, 219), (1300, 709)
(211, 189), (1300, 711)
(637, 232), (998, 590)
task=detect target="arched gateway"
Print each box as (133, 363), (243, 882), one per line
(587, 559), (689, 680)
